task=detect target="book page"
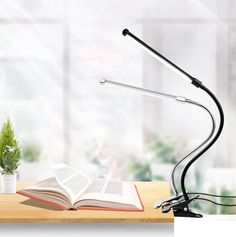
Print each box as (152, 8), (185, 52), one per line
(87, 179), (123, 195)
(51, 164), (91, 201)
(26, 177), (68, 196)
(20, 177), (73, 209)
(76, 179), (142, 209)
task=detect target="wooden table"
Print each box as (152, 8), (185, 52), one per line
(0, 181), (174, 223)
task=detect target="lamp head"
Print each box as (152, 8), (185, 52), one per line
(99, 78), (187, 102)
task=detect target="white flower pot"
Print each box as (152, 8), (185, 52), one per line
(1, 173), (17, 193)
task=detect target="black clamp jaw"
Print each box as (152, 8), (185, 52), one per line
(154, 194), (203, 218)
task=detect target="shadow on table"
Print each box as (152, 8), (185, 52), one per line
(20, 199), (63, 211)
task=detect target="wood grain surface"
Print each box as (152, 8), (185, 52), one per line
(0, 181), (174, 223)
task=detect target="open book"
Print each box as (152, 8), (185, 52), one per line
(17, 164), (144, 211)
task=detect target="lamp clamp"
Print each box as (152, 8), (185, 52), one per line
(155, 194), (203, 218)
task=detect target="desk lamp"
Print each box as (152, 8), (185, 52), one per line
(100, 28), (226, 217)
(100, 79), (215, 217)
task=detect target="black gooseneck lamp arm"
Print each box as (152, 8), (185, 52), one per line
(122, 29), (224, 217)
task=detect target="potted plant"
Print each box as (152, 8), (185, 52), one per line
(0, 119), (21, 193)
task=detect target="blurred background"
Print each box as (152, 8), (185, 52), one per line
(0, 0), (236, 214)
